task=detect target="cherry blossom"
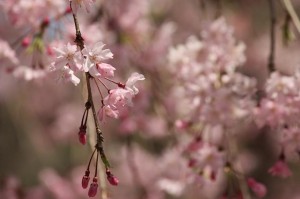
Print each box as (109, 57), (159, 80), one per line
(268, 160), (292, 178)
(12, 66), (46, 81)
(126, 72), (146, 95)
(82, 42), (114, 77)
(0, 0), (66, 27)
(59, 66), (80, 86)
(52, 43), (81, 71)
(0, 39), (18, 66)
(98, 105), (120, 121)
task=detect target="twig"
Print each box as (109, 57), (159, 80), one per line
(268, 0), (276, 73)
(70, 2), (107, 163)
(70, 2), (109, 198)
(282, 0), (300, 34)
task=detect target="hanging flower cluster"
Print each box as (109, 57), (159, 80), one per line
(49, 0), (144, 197)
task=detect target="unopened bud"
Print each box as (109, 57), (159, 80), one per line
(88, 178), (98, 197)
(82, 170), (90, 189)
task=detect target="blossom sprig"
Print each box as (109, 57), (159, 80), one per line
(169, 18), (258, 198)
(168, 18), (256, 129)
(254, 71), (300, 174)
(51, 1), (144, 197)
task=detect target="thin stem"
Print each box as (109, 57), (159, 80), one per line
(103, 77), (120, 85)
(80, 108), (87, 126)
(70, 2), (84, 49)
(87, 148), (97, 171)
(282, 0), (300, 34)
(94, 152), (99, 177)
(93, 78), (105, 105)
(268, 0), (276, 73)
(84, 108), (89, 125)
(85, 73), (100, 127)
(96, 78), (110, 92)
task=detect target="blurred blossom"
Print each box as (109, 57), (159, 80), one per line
(0, 39), (18, 66)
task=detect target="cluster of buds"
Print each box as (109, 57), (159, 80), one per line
(81, 149), (99, 197)
(81, 147), (119, 197)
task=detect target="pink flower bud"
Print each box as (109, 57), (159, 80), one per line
(247, 178), (267, 198)
(78, 126), (87, 145)
(65, 6), (72, 14)
(82, 170), (90, 189)
(88, 178), (98, 197)
(210, 171), (216, 181)
(46, 46), (54, 56)
(106, 170), (119, 186)
(42, 17), (50, 26)
(175, 119), (191, 130)
(21, 37), (31, 47)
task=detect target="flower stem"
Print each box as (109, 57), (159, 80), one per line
(70, 0), (110, 169)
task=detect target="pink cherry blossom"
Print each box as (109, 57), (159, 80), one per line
(59, 66), (80, 86)
(82, 42), (113, 74)
(188, 143), (225, 179)
(12, 66), (46, 81)
(268, 160), (292, 178)
(105, 88), (133, 108)
(98, 105), (120, 121)
(52, 43), (81, 71)
(94, 63), (116, 78)
(0, 39), (18, 66)
(1, 0), (66, 27)
(126, 72), (146, 95)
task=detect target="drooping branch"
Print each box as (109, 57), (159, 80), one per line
(70, 2), (109, 168)
(268, 0), (276, 73)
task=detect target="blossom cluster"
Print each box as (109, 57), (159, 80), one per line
(168, 18), (256, 129)
(0, 0), (66, 27)
(167, 18), (268, 198)
(51, 41), (144, 122)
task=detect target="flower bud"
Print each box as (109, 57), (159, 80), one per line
(82, 170), (90, 189)
(88, 178), (98, 197)
(106, 170), (119, 186)
(78, 126), (87, 145)
(21, 37), (31, 47)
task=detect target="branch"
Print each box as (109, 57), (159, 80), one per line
(268, 0), (276, 73)
(70, 2), (108, 166)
